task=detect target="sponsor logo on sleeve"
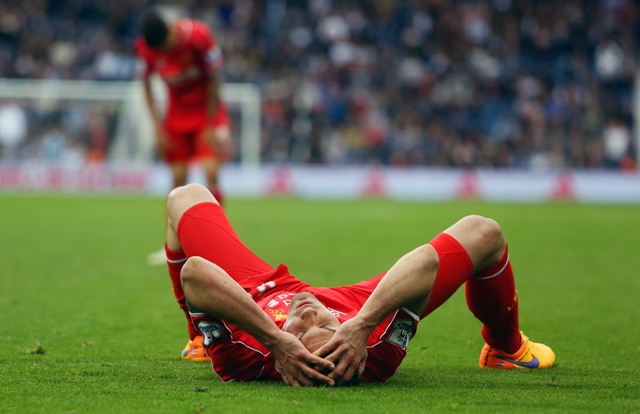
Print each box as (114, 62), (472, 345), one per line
(197, 321), (227, 346)
(385, 320), (414, 350)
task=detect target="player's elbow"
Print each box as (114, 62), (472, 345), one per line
(166, 183), (215, 225)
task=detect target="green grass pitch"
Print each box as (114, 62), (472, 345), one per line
(0, 194), (639, 413)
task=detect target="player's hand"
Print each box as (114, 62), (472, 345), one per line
(202, 125), (231, 156)
(313, 318), (369, 384)
(271, 331), (335, 387)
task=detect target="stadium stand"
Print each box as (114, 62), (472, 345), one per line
(0, 0), (637, 170)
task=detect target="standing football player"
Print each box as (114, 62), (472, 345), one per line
(135, 10), (231, 362)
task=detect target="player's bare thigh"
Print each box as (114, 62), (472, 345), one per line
(442, 215), (506, 273)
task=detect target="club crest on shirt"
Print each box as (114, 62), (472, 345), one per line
(197, 321), (227, 346)
(385, 320), (414, 350)
(268, 308), (287, 321)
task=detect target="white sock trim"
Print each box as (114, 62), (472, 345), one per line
(472, 254), (509, 280)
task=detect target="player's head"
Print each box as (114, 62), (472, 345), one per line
(283, 292), (340, 354)
(141, 10), (169, 49)
(284, 292), (362, 386)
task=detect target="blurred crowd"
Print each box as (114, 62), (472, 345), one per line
(0, 0), (638, 170)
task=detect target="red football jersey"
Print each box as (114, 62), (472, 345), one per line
(135, 18), (224, 131)
(190, 274), (420, 383)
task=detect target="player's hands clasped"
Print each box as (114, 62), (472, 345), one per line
(271, 331), (335, 387)
(313, 318), (369, 385)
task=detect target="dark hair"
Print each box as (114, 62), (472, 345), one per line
(312, 363), (361, 387)
(141, 11), (168, 49)
(340, 370), (361, 387)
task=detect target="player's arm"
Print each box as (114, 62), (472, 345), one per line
(206, 72), (221, 119)
(180, 256), (335, 387)
(195, 23), (228, 153)
(202, 66), (231, 155)
(315, 244), (439, 383)
(197, 23), (223, 120)
(141, 71), (169, 151)
(201, 72), (228, 153)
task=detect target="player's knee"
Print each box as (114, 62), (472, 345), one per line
(166, 186), (180, 210)
(414, 244), (440, 275)
(167, 183), (186, 199)
(167, 183), (208, 210)
(467, 215), (506, 256)
(166, 185), (185, 217)
(180, 256), (205, 289)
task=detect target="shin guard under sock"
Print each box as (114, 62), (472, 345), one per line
(465, 245), (520, 353)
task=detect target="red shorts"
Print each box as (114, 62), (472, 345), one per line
(177, 202), (310, 293)
(162, 104), (230, 164)
(178, 202), (272, 283)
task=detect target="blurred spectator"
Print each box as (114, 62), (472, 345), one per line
(39, 126), (66, 161)
(0, 100), (27, 157)
(602, 117), (633, 169)
(0, 0), (637, 171)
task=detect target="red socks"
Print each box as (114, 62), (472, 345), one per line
(466, 246), (520, 353)
(426, 233), (521, 353)
(165, 244), (200, 341)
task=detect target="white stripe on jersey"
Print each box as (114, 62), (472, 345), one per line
(401, 307), (420, 321)
(366, 309), (401, 348)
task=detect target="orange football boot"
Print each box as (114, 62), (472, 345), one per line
(181, 335), (210, 362)
(479, 331), (555, 369)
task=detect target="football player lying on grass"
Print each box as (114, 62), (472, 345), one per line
(163, 183), (555, 386)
